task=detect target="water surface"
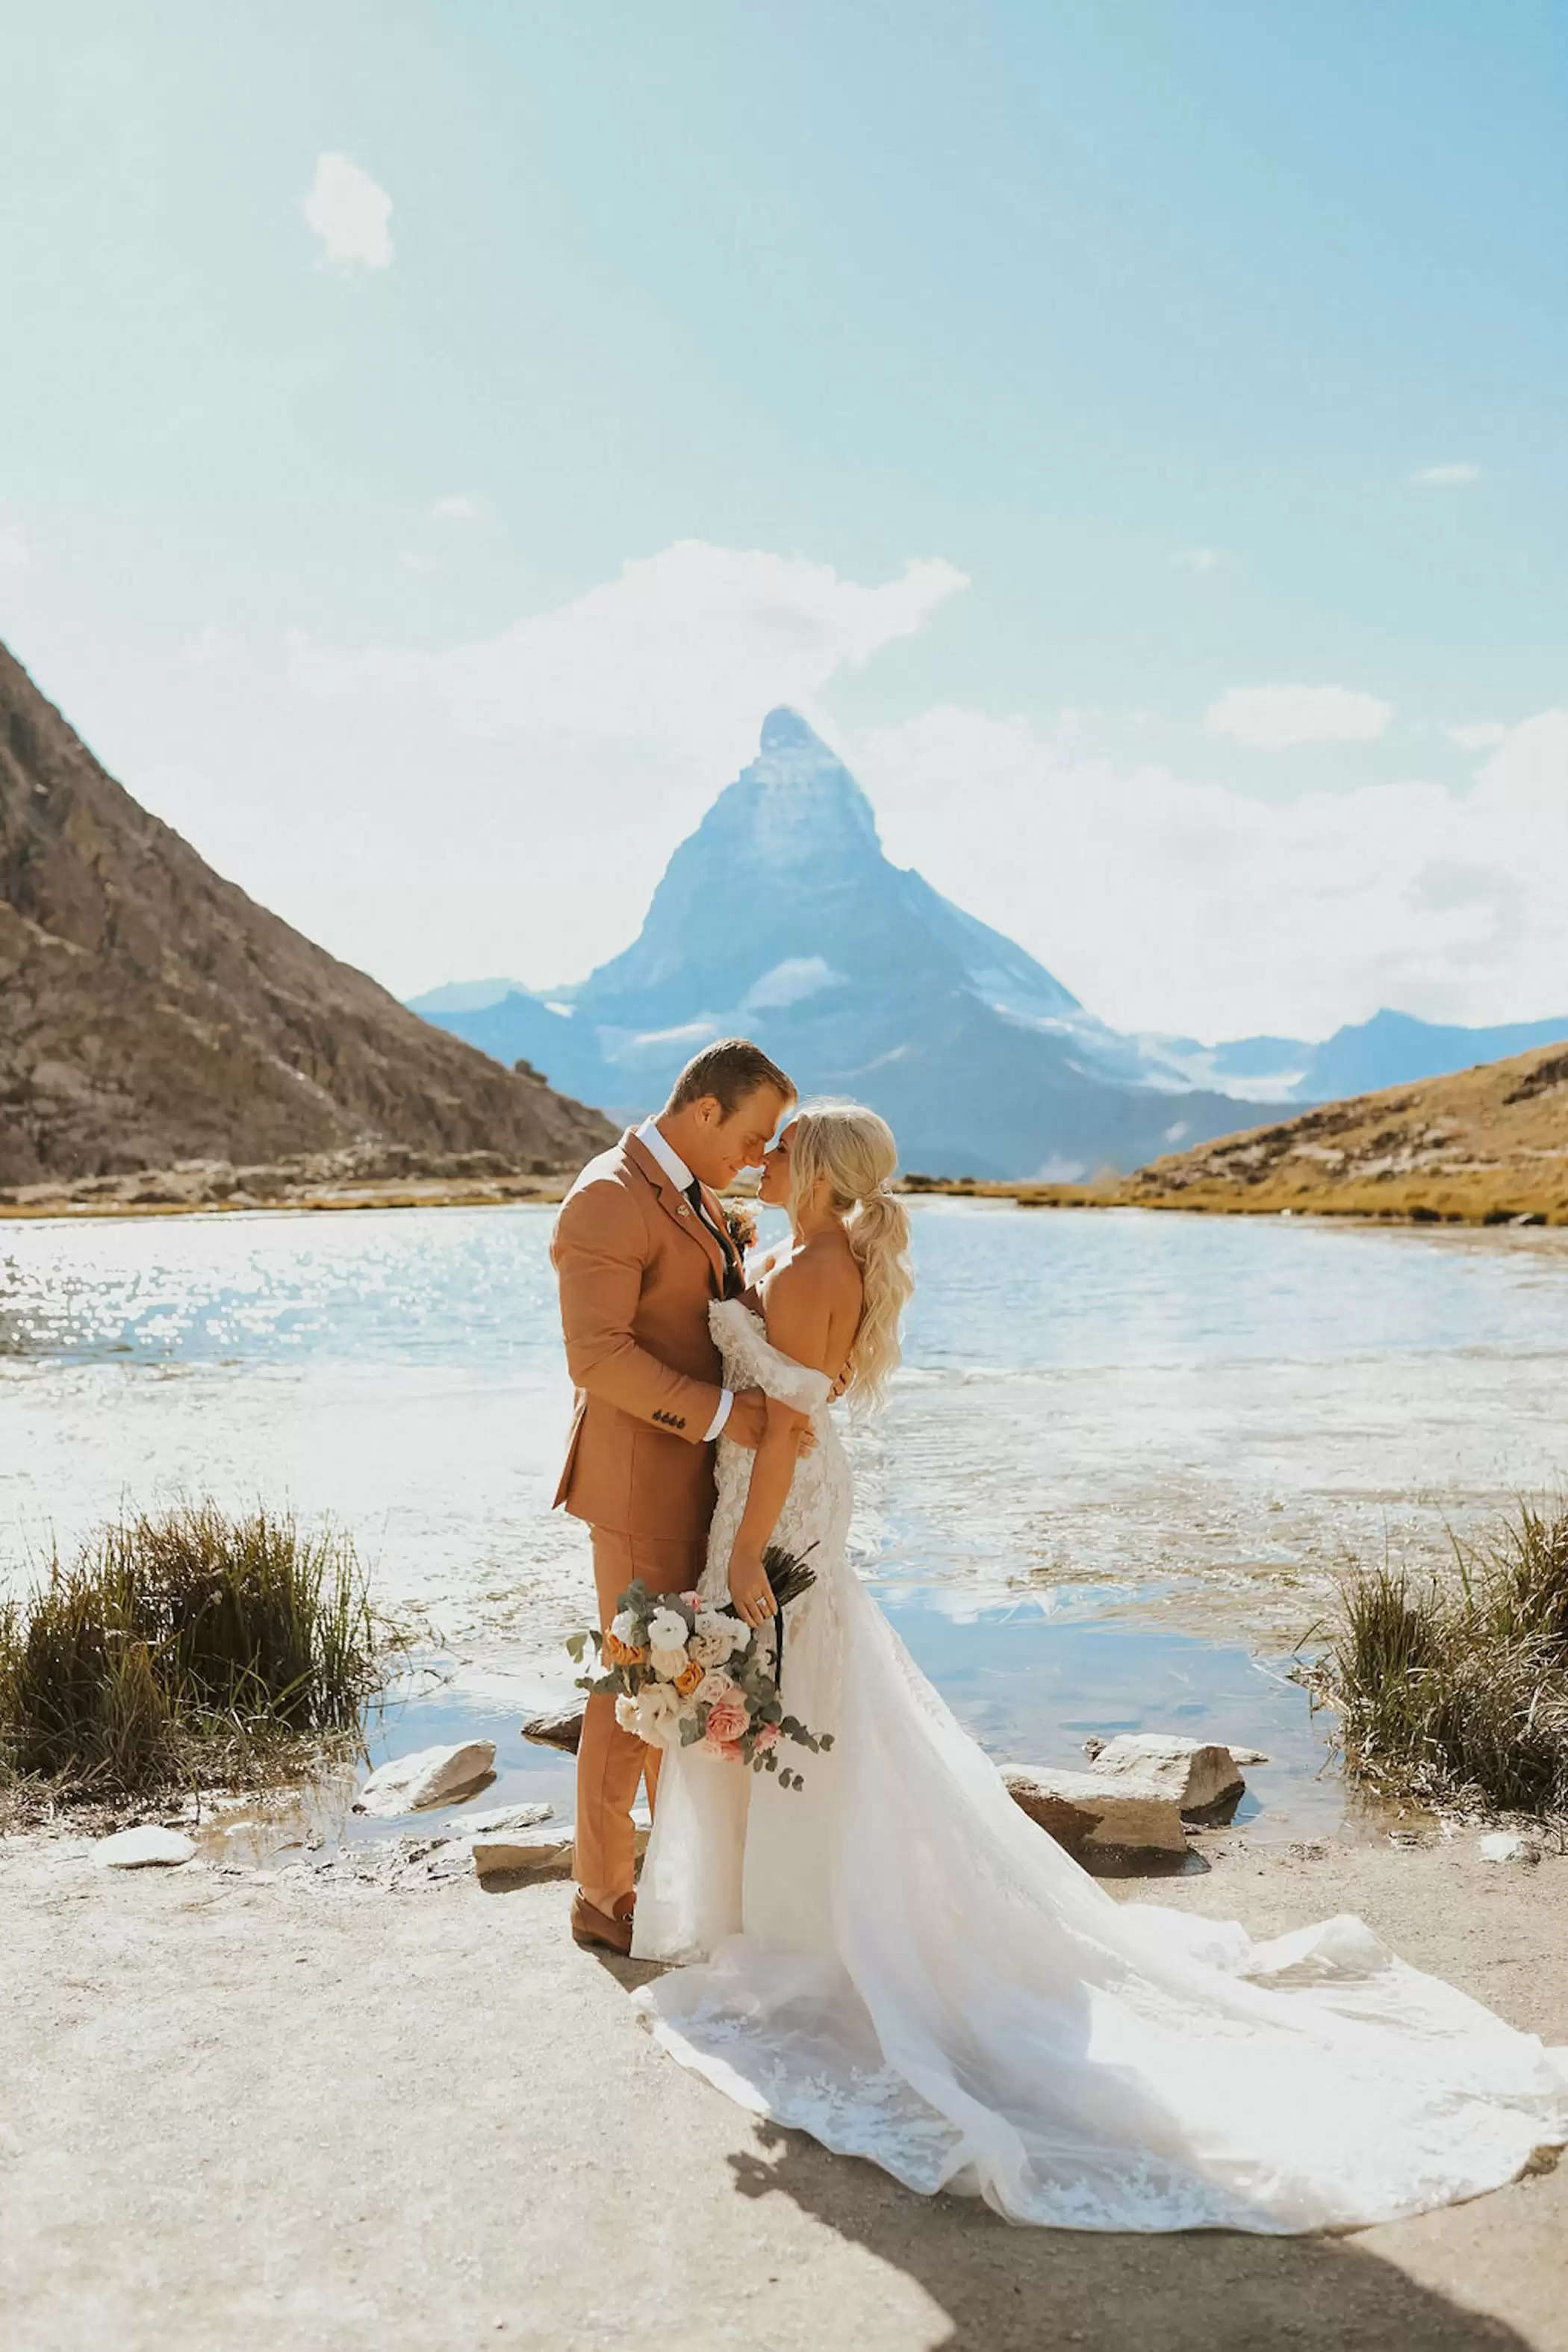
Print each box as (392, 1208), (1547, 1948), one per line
(4, 1202), (1565, 1837)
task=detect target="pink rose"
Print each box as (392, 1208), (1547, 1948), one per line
(701, 1735), (747, 1764)
(752, 1722), (780, 1752)
(679, 1590), (703, 1610)
(703, 1696), (747, 1745)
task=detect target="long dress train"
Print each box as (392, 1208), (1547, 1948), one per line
(632, 1298), (1568, 2233)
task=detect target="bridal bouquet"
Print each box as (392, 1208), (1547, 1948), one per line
(565, 1547), (833, 1791)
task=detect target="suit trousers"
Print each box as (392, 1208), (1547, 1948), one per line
(575, 1524), (709, 1908)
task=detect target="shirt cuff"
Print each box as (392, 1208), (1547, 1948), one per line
(703, 1389), (733, 1443)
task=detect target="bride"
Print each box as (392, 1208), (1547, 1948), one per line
(632, 1103), (1568, 2233)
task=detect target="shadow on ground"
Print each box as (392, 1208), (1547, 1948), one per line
(734, 2120), (1529, 2352)
(609, 1950), (1529, 2352)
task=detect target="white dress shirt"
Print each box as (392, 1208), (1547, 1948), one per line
(635, 1117), (733, 1441)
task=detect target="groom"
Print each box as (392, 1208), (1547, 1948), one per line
(550, 1037), (796, 1954)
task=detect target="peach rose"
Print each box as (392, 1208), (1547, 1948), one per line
(701, 1735), (747, 1764)
(674, 1659), (705, 1698)
(703, 1696), (747, 1745)
(752, 1722), (780, 1752)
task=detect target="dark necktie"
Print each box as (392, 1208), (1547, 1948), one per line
(685, 1178), (741, 1297)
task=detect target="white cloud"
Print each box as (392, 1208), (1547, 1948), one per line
(1473, 707), (1568, 815)
(303, 152), (393, 270)
(1205, 683), (1393, 750)
(1447, 721), (1509, 751)
(128, 544), (967, 997)
(0, 525), (27, 629)
(65, 536), (1563, 1038)
(851, 704), (1568, 1039)
(431, 495), (481, 522)
(289, 541), (968, 746)
(1412, 462), (1481, 485)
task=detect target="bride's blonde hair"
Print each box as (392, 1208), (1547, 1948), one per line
(786, 1103), (914, 1410)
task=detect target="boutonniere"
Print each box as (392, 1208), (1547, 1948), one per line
(723, 1201), (759, 1258)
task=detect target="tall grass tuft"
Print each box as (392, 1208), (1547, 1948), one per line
(0, 1503), (394, 1796)
(1319, 1502), (1568, 1818)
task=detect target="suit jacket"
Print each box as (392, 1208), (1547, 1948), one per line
(550, 1129), (736, 1540)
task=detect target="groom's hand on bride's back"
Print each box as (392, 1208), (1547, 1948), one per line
(724, 1389), (816, 1453)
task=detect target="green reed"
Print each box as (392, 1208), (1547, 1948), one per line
(1316, 1501), (1568, 1818)
(0, 1503), (398, 1796)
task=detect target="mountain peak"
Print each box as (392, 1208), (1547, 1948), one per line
(759, 706), (822, 754)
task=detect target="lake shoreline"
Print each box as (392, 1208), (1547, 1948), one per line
(4, 1172), (1565, 1227)
(4, 1821), (1566, 2349)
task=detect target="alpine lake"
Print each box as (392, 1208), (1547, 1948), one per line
(4, 1198), (1567, 1859)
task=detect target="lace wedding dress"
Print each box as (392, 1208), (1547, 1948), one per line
(632, 1298), (1568, 2232)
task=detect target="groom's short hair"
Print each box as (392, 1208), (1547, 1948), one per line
(667, 1039), (794, 1117)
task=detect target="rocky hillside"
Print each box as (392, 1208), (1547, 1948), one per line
(1109, 1040), (1568, 1223)
(0, 641), (614, 1189)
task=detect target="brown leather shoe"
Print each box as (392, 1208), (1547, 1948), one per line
(570, 1891), (634, 1955)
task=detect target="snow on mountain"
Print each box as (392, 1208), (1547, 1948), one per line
(414, 709), (1281, 1177)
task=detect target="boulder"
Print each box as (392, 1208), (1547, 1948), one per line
(353, 1740), (497, 1817)
(1086, 1735), (1246, 1817)
(1478, 1832), (1537, 1865)
(460, 1802), (555, 1838)
(472, 1829), (575, 1881)
(520, 1705), (585, 1753)
(93, 1826), (196, 1870)
(472, 1817), (649, 1882)
(1003, 1767), (1187, 1864)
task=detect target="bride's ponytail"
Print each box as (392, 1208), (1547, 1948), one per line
(786, 1105), (915, 1410)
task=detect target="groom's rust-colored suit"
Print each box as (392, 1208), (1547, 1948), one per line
(551, 1130), (734, 1907)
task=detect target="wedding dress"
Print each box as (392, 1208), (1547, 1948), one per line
(632, 1298), (1568, 2232)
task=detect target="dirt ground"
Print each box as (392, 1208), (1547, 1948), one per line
(3, 1828), (1566, 2352)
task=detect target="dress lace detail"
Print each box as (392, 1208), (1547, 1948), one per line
(631, 1305), (1568, 2233)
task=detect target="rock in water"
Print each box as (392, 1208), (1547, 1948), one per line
(1002, 1767), (1187, 1865)
(472, 1829), (576, 1881)
(459, 1802), (555, 1837)
(472, 1817), (648, 1882)
(1086, 1735), (1246, 1817)
(520, 1705), (585, 1753)
(93, 1826), (196, 1869)
(354, 1740), (497, 1817)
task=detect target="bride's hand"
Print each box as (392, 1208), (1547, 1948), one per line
(728, 1546), (776, 1630)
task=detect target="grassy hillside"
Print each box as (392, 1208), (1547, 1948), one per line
(1074, 1039), (1568, 1223)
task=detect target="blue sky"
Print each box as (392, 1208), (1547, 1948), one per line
(2, 1), (1565, 1037)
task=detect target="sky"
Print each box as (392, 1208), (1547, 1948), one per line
(1, 0), (1565, 1042)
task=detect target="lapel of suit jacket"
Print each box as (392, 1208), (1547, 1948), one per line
(622, 1130), (727, 1292)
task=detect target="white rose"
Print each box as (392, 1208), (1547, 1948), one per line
(634, 1686), (680, 1746)
(693, 1610), (742, 1663)
(609, 1609), (640, 1647)
(649, 1644), (688, 1682)
(614, 1693), (640, 1735)
(647, 1607), (689, 1652)
(694, 1670), (739, 1710)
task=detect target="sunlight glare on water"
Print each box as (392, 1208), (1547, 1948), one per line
(3, 1201), (1566, 1829)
